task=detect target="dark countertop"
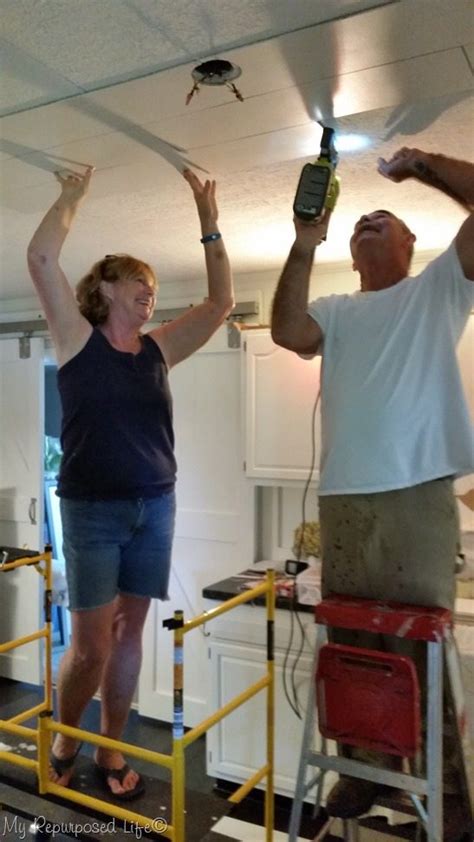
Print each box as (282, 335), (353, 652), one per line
(202, 567), (314, 613)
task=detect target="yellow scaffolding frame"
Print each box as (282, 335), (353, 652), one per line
(0, 547), (275, 841)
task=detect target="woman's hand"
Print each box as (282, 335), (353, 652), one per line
(183, 168), (218, 226)
(54, 166), (95, 205)
(27, 168), (95, 368)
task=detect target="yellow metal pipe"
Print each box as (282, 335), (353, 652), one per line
(172, 739), (185, 842)
(266, 664), (275, 841)
(0, 565), (275, 840)
(170, 612), (186, 840)
(0, 554), (43, 572)
(0, 629), (47, 653)
(9, 702), (47, 724)
(43, 549), (54, 711)
(37, 714), (51, 795)
(267, 569), (275, 625)
(44, 782), (172, 837)
(182, 675), (270, 747)
(228, 764), (270, 803)
(266, 568), (275, 842)
(35, 548), (54, 792)
(46, 721), (174, 769)
(0, 720), (38, 739)
(183, 581), (270, 633)
(0, 547), (52, 791)
(172, 612), (185, 740)
(44, 624), (53, 712)
(0, 751), (37, 771)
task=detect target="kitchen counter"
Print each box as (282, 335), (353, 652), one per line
(202, 560), (314, 613)
(202, 559), (474, 622)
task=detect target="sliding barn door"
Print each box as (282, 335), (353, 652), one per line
(0, 337), (44, 683)
(139, 326), (253, 724)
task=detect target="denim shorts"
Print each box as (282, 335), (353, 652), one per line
(60, 492), (176, 611)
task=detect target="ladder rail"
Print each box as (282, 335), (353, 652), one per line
(288, 597), (472, 842)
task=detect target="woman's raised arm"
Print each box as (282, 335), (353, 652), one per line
(151, 169), (234, 368)
(27, 167), (95, 364)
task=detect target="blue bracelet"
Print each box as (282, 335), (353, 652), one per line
(200, 232), (221, 244)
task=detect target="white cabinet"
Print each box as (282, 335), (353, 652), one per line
(243, 330), (321, 482)
(205, 601), (321, 800)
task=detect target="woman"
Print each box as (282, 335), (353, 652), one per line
(27, 166), (234, 800)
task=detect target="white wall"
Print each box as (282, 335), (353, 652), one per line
(149, 247), (446, 322)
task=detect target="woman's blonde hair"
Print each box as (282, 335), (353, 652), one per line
(76, 254), (157, 325)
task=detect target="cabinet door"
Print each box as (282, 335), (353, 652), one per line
(207, 640), (317, 798)
(243, 331), (321, 481)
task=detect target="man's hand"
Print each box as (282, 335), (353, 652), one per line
(377, 147), (433, 183)
(183, 168), (218, 226)
(294, 207), (332, 253)
(379, 147), (474, 279)
(54, 166), (95, 205)
(378, 147), (473, 221)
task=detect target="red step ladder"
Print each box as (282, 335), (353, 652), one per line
(288, 595), (473, 842)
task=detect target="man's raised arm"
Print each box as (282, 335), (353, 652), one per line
(271, 211), (330, 354)
(378, 148), (474, 280)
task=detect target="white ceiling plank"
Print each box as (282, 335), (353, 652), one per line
(1, 0), (471, 122)
(329, 49), (473, 118)
(2, 1), (471, 152)
(49, 1), (474, 129)
(0, 100), (119, 158)
(3, 44), (470, 177)
(0, 1), (394, 111)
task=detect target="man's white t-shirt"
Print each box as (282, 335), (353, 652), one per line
(308, 241), (474, 495)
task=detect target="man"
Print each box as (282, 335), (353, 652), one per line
(271, 148), (473, 841)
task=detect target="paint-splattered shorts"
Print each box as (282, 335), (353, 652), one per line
(318, 477), (462, 789)
(318, 476), (459, 609)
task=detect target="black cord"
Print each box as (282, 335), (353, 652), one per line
(282, 376), (321, 719)
(281, 592), (299, 716)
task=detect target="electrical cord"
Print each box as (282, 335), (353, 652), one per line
(282, 377), (321, 719)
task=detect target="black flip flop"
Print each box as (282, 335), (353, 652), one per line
(49, 741), (83, 781)
(94, 763), (146, 801)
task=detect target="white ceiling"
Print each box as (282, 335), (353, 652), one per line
(1, 0), (473, 308)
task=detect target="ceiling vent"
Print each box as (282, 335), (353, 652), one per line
(186, 59), (243, 105)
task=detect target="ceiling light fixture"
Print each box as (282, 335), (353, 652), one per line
(186, 59), (244, 105)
